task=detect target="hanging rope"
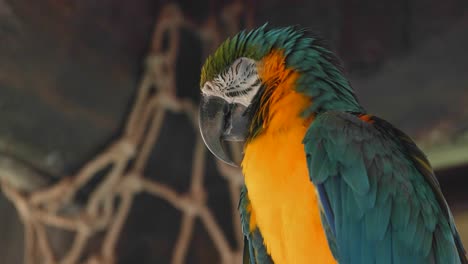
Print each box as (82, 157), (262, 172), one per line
(0, 2), (254, 264)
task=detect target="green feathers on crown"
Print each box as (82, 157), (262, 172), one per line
(200, 24), (364, 113)
(200, 24), (269, 87)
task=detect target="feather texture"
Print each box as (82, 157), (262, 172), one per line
(304, 111), (467, 264)
(239, 186), (273, 264)
(201, 25), (467, 264)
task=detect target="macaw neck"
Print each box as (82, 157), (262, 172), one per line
(249, 50), (312, 137)
(240, 70), (336, 262)
(241, 91), (336, 264)
(248, 48), (363, 140)
(261, 89), (311, 134)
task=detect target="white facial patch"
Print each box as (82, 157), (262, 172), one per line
(201, 57), (261, 107)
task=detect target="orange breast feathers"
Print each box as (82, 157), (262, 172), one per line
(241, 50), (336, 264)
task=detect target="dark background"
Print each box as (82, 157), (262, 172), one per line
(0, 0), (467, 263)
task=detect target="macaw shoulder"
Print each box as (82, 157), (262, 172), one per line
(305, 111), (413, 155)
(304, 110), (434, 177)
(303, 110), (436, 202)
(303, 110), (467, 264)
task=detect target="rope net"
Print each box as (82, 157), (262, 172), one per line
(0, 2), (254, 264)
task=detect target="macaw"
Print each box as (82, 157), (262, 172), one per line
(198, 24), (467, 264)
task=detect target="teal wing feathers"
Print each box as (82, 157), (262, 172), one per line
(303, 111), (467, 264)
(320, 209), (340, 260)
(239, 186), (273, 264)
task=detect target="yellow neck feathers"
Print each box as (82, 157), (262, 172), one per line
(242, 50), (336, 264)
(253, 49), (312, 133)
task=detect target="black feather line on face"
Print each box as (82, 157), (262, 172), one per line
(226, 87), (253, 98)
(243, 84), (270, 141)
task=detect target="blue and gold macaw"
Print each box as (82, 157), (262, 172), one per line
(198, 24), (467, 264)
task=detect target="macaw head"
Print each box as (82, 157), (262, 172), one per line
(199, 24), (363, 166)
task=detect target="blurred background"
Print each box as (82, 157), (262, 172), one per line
(0, 0), (467, 263)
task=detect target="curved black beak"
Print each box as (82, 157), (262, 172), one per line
(199, 96), (249, 166)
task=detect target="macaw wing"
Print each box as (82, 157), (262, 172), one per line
(243, 237), (251, 264)
(304, 111), (466, 264)
(320, 209), (340, 259)
(239, 186), (273, 264)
